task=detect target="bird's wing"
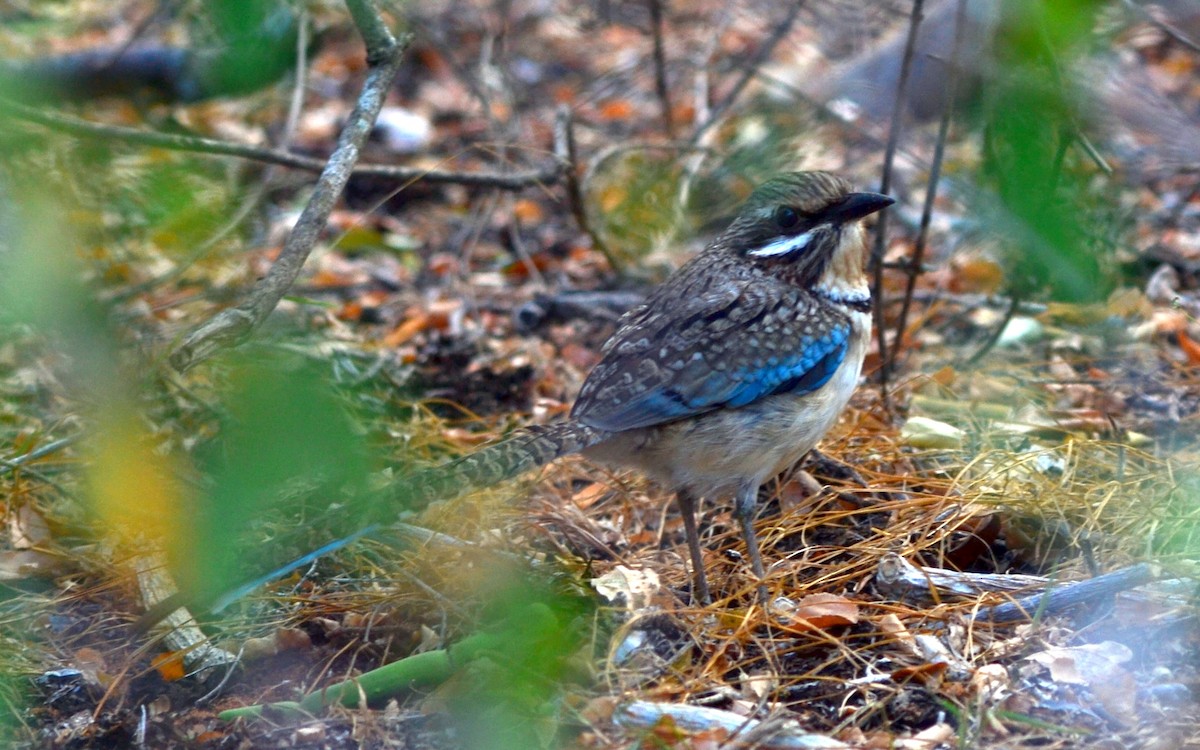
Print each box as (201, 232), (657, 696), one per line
(572, 280), (850, 432)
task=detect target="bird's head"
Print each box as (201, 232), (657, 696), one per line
(722, 171), (893, 303)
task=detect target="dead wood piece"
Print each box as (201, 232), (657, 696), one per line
(972, 562), (1160, 623)
(875, 552), (1049, 601)
(876, 555), (1164, 624)
(615, 700), (850, 749)
(134, 553), (238, 679)
(169, 2), (411, 372)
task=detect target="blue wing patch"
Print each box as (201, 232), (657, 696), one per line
(577, 325), (850, 432)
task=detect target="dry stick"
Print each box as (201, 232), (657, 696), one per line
(690, 0), (805, 144)
(871, 0), (926, 399)
(557, 105), (621, 275)
(134, 553), (239, 678)
(964, 290), (1020, 365)
(0, 436), (78, 479)
(1121, 0), (1200, 54)
(648, 0), (674, 138)
(972, 562), (1159, 624)
(890, 0), (967, 374)
(0, 99), (562, 190)
(111, 12), (314, 306)
(168, 4), (410, 372)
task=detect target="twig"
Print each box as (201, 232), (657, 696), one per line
(890, 0), (965, 374)
(168, 2), (411, 372)
(1121, 0), (1200, 54)
(972, 563), (1159, 624)
(556, 105), (621, 275)
(110, 12), (312, 305)
(964, 289), (1021, 366)
(0, 436), (79, 487)
(134, 552), (239, 679)
(690, 1), (805, 144)
(875, 553), (1050, 601)
(648, 0), (674, 138)
(872, 0), (926, 398)
(616, 701), (849, 749)
(0, 98), (563, 190)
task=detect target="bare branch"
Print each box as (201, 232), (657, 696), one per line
(691, 1), (805, 143)
(556, 105), (621, 275)
(648, 0), (674, 138)
(0, 98), (563, 191)
(871, 0), (926, 399)
(890, 0), (967, 374)
(168, 1), (412, 372)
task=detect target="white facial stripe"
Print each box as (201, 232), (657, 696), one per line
(747, 229), (815, 258)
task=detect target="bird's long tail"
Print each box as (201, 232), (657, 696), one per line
(184, 422), (611, 621)
(399, 420), (611, 512)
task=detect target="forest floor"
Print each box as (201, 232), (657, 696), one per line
(2, 1), (1200, 748)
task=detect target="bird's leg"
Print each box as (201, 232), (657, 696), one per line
(675, 490), (710, 604)
(733, 480), (769, 604)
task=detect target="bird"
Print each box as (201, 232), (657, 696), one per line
(399, 171), (893, 603)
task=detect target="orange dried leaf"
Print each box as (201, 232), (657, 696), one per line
(793, 593), (859, 623)
(952, 256), (1004, 293)
(891, 661), (948, 686)
(502, 253), (555, 279)
(382, 312), (431, 348)
(671, 102), (696, 124)
(598, 99), (635, 120)
(193, 732), (228, 744)
(571, 482), (610, 509)
(599, 185), (627, 213)
(1178, 329), (1200, 366)
(513, 198), (544, 223)
(426, 299), (463, 330)
(774, 593), (860, 633)
(427, 253), (460, 276)
(275, 627), (313, 652)
(336, 301), (364, 322)
(929, 366), (957, 387)
(152, 651), (187, 682)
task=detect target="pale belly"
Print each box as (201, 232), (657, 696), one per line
(583, 320), (868, 497)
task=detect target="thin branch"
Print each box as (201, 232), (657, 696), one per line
(971, 563), (1158, 624)
(169, 1), (412, 372)
(964, 289), (1021, 366)
(690, 0), (805, 143)
(871, 0), (926, 398)
(0, 98), (563, 190)
(890, 0), (966, 374)
(345, 0), (398, 59)
(1122, 0), (1200, 54)
(557, 105), (621, 275)
(649, 0), (674, 138)
(109, 11), (313, 305)
(0, 436), (78, 477)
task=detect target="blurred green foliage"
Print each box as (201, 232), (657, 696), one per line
(442, 572), (593, 750)
(176, 351), (370, 603)
(191, 0), (301, 101)
(979, 0), (1112, 303)
(591, 152), (686, 268)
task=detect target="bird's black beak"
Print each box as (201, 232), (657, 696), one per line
(829, 192), (895, 223)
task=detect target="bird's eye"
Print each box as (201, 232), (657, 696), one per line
(774, 206), (800, 230)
